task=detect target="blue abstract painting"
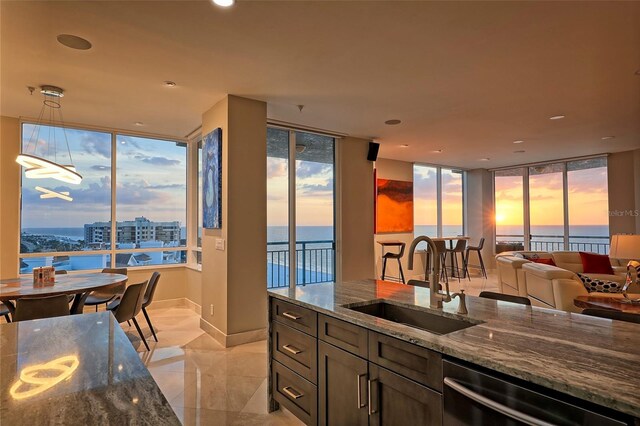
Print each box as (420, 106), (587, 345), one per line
(203, 128), (222, 229)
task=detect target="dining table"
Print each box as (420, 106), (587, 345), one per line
(0, 273), (128, 317)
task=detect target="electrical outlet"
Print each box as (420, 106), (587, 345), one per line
(210, 304), (214, 316)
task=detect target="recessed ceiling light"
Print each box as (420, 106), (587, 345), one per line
(385, 119), (401, 125)
(57, 34), (92, 50)
(514, 150), (525, 153)
(212, 0), (234, 6)
(432, 149), (443, 153)
(549, 115), (565, 120)
(601, 136), (615, 140)
(163, 81), (177, 87)
(513, 140), (524, 144)
(134, 122), (144, 126)
(635, 69), (640, 75)
(479, 158), (490, 161)
(400, 144), (409, 148)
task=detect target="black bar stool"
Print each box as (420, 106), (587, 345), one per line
(381, 243), (406, 284)
(446, 239), (469, 282)
(464, 237), (487, 278)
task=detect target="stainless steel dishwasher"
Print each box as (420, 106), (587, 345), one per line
(443, 359), (634, 426)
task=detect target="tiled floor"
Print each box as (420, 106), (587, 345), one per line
(122, 273), (499, 425)
(125, 307), (303, 425)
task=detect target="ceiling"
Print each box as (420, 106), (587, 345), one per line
(1, 0), (639, 169)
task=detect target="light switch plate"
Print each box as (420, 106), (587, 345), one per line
(215, 238), (225, 251)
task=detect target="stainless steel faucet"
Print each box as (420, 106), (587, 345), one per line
(408, 236), (452, 309)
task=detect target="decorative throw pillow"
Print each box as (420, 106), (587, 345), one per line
(515, 253), (540, 260)
(531, 257), (556, 266)
(579, 252), (614, 275)
(577, 273), (624, 293)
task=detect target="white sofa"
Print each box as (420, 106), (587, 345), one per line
(496, 251), (637, 312)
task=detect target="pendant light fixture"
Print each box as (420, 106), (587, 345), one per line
(16, 85), (83, 186)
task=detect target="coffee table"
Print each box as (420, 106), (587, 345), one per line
(574, 295), (640, 314)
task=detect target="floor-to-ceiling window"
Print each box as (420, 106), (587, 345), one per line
(494, 169), (525, 251)
(493, 156), (609, 254)
(266, 127), (335, 288)
(19, 122), (188, 272)
(414, 165), (465, 242)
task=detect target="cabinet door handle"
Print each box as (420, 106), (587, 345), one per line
(282, 386), (303, 400)
(282, 312), (301, 320)
(368, 379), (378, 415)
(356, 373), (367, 409)
(282, 344), (302, 355)
(443, 378), (553, 426)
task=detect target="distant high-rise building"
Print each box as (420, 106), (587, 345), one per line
(84, 217), (181, 248)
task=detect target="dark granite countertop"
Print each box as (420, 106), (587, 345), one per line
(0, 312), (179, 425)
(269, 279), (640, 418)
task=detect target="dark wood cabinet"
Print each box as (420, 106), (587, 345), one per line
(318, 341), (369, 426)
(368, 363), (443, 426)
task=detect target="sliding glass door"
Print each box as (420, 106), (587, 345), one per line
(266, 128), (335, 288)
(528, 163), (564, 251)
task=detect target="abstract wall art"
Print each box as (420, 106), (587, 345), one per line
(202, 128), (222, 229)
(375, 178), (414, 233)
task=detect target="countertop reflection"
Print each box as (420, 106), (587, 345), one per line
(0, 312), (179, 425)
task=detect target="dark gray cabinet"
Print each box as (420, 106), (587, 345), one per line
(369, 363), (442, 426)
(318, 341), (368, 426)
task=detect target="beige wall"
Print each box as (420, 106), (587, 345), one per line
(200, 95), (267, 339)
(128, 266), (188, 301)
(373, 158), (422, 280)
(338, 137), (375, 281)
(0, 116), (21, 279)
(608, 150), (640, 235)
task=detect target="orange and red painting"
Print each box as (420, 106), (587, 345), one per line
(375, 179), (413, 233)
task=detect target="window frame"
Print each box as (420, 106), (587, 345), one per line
(492, 155), (610, 254)
(413, 163), (467, 239)
(18, 119), (190, 274)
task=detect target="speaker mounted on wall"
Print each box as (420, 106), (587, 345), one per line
(367, 142), (380, 162)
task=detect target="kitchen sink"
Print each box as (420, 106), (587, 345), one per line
(346, 300), (481, 335)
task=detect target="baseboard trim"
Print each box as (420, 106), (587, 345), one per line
(148, 297), (201, 315)
(199, 317), (267, 348)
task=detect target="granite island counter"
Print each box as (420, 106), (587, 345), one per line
(0, 311), (179, 425)
(268, 279), (640, 425)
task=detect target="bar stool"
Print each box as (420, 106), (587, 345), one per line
(381, 243), (406, 284)
(426, 240), (449, 285)
(464, 237), (487, 278)
(446, 239), (469, 282)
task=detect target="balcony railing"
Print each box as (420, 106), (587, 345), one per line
(267, 240), (335, 288)
(496, 235), (610, 255)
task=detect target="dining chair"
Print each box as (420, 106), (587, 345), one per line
(446, 239), (469, 282)
(581, 308), (640, 324)
(1, 303), (11, 323)
(85, 268), (128, 312)
(108, 272), (161, 342)
(13, 295), (71, 322)
(465, 237), (487, 279)
(110, 280), (150, 351)
(54, 270), (76, 303)
(479, 291), (531, 306)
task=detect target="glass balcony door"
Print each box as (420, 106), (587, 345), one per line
(266, 128), (336, 289)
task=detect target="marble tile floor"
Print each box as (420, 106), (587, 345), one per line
(124, 306), (303, 426)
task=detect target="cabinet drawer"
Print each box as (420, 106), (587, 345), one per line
(271, 298), (317, 337)
(369, 331), (442, 392)
(318, 314), (367, 358)
(272, 360), (318, 426)
(273, 321), (317, 383)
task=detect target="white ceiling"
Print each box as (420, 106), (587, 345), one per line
(1, 0), (639, 169)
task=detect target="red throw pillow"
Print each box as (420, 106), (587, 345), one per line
(579, 252), (614, 275)
(532, 258), (556, 266)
